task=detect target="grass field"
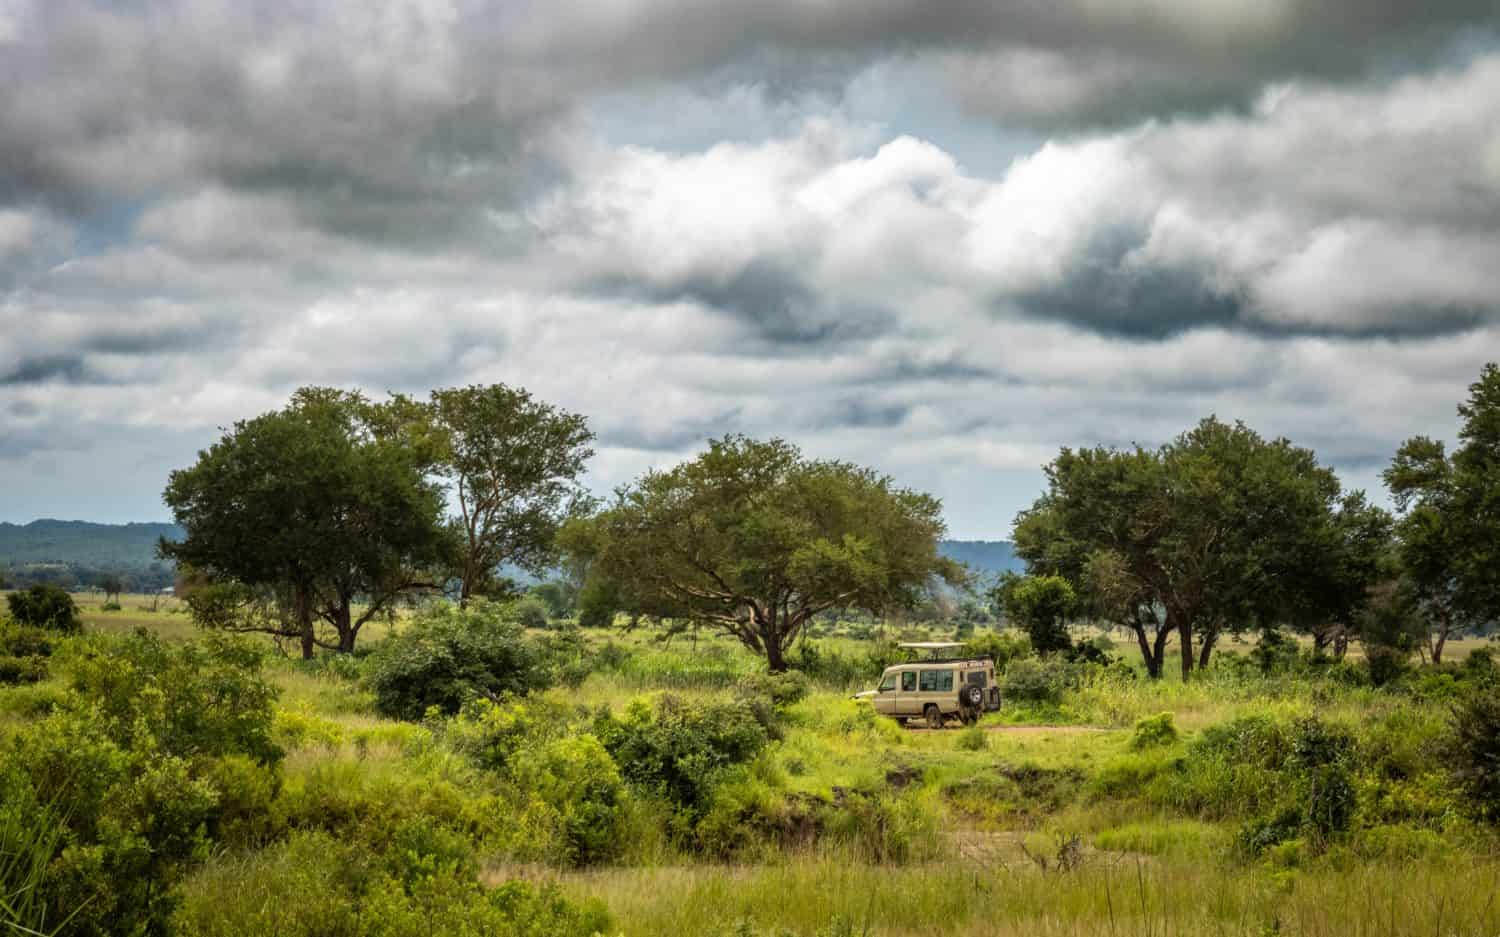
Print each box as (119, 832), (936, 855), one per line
(5, 592), (1498, 936)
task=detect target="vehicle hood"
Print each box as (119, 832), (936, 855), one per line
(851, 689), (879, 700)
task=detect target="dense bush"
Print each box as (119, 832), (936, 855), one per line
(594, 695), (770, 811)
(1447, 688), (1500, 824)
(172, 830), (611, 937)
(962, 631), (1033, 670)
(366, 600), (548, 720)
(69, 629), (282, 763)
(0, 624), (53, 685)
(6, 584), (82, 632)
(512, 735), (629, 865)
(1, 631), (282, 936)
(1000, 657), (1075, 705)
(1130, 712), (1178, 749)
(509, 595), (551, 630)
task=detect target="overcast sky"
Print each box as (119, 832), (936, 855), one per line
(2, 1), (1498, 538)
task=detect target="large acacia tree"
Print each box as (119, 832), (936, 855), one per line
(1016, 417), (1375, 678)
(561, 436), (964, 671)
(162, 387), (451, 657)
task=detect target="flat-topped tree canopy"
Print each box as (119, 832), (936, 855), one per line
(562, 435), (967, 672)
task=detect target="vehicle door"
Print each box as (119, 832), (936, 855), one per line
(898, 669), (919, 715)
(874, 670), (899, 715)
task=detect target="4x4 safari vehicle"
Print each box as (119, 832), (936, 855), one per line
(857, 642), (1002, 728)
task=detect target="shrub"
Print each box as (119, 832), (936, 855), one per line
(956, 725), (986, 751)
(445, 696), (576, 773)
(512, 735), (628, 866)
(1130, 712), (1178, 750)
(994, 574), (1077, 655)
(6, 584), (81, 632)
(594, 695), (769, 811)
(172, 830), (612, 937)
(1447, 688), (1500, 824)
(0, 630), (284, 937)
(366, 600), (548, 720)
(962, 631), (1032, 669)
(508, 596), (551, 630)
(1250, 629), (1301, 675)
(1000, 657), (1074, 705)
(69, 629), (282, 764)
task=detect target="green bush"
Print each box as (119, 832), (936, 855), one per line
(1130, 712), (1178, 750)
(1000, 657), (1074, 705)
(6, 584), (81, 632)
(445, 696), (576, 772)
(172, 830), (611, 937)
(366, 600), (548, 720)
(1447, 688), (1500, 824)
(508, 595), (551, 630)
(512, 735), (629, 866)
(0, 623), (57, 690)
(961, 631), (1033, 669)
(956, 725), (986, 751)
(69, 629), (282, 764)
(0, 630), (284, 937)
(594, 694), (770, 811)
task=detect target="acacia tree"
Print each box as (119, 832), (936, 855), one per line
(1383, 363), (1500, 661)
(419, 384), (594, 602)
(1016, 418), (1358, 678)
(161, 387), (451, 658)
(561, 436), (964, 672)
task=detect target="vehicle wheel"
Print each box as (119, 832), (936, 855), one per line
(924, 705), (944, 730)
(962, 685), (985, 710)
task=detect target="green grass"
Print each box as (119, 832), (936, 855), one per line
(5, 600), (1498, 936)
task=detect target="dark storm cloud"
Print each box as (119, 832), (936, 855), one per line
(0, 355), (87, 386)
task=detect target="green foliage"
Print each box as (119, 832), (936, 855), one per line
(1446, 688), (1500, 824)
(418, 383), (594, 602)
(1130, 712), (1178, 749)
(512, 734), (629, 866)
(1384, 363), (1500, 661)
(163, 386), (452, 656)
(594, 694), (770, 812)
(446, 696), (576, 772)
(172, 830), (611, 937)
(956, 725), (986, 751)
(563, 435), (964, 670)
(961, 630), (1032, 669)
(0, 622), (54, 685)
(1249, 629), (1301, 675)
(999, 657), (1075, 705)
(993, 573), (1076, 655)
(2, 630), (282, 936)
(68, 629), (282, 764)
(1015, 417), (1380, 679)
(6, 584), (82, 633)
(509, 595), (550, 630)
(366, 600), (548, 720)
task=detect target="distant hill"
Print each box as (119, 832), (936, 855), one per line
(0, 519), (183, 571)
(0, 521), (1022, 590)
(938, 540), (1023, 582)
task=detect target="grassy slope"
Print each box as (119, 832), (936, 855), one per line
(8, 595), (1500, 936)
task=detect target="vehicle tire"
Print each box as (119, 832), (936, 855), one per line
(924, 705), (944, 730)
(962, 685), (984, 710)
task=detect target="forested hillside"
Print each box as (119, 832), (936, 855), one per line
(0, 519), (182, 568)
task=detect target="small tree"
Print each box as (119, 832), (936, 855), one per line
(993, 573), (1077, 655)
(418, 384), (594, 602)
(1384, 363), (1500, 662)
(562, 436), (963, 672)
(6, 584), (82, 633)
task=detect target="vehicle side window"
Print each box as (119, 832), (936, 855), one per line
(966, 671), (986, 688)
(901, 671), (917, 692)
(918, 670), (938, 692)
(879, 673), (897, 692)
(939, 670), (954, 692)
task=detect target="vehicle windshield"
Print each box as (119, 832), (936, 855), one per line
(878, 672), (897, 692)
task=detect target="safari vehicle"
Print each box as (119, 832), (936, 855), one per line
(857, 642), (1001, 728)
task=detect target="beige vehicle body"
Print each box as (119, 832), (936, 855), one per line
(866, 657), (1000, 728)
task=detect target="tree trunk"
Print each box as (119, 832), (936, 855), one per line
(1130, 621), (1159, 678)
(1197, 627), (1218, 671)
(1172, 608), (1194, 680)
(334, 601), (356, 653)
(766, 636), (788, 673)
(1333, 629), (1349, 659)
(296, 587), (315, 660)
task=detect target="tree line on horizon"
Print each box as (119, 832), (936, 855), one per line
(157, 365), (1500, 676)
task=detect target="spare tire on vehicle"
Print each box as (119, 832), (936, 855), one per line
(962, 684), (984, 710)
